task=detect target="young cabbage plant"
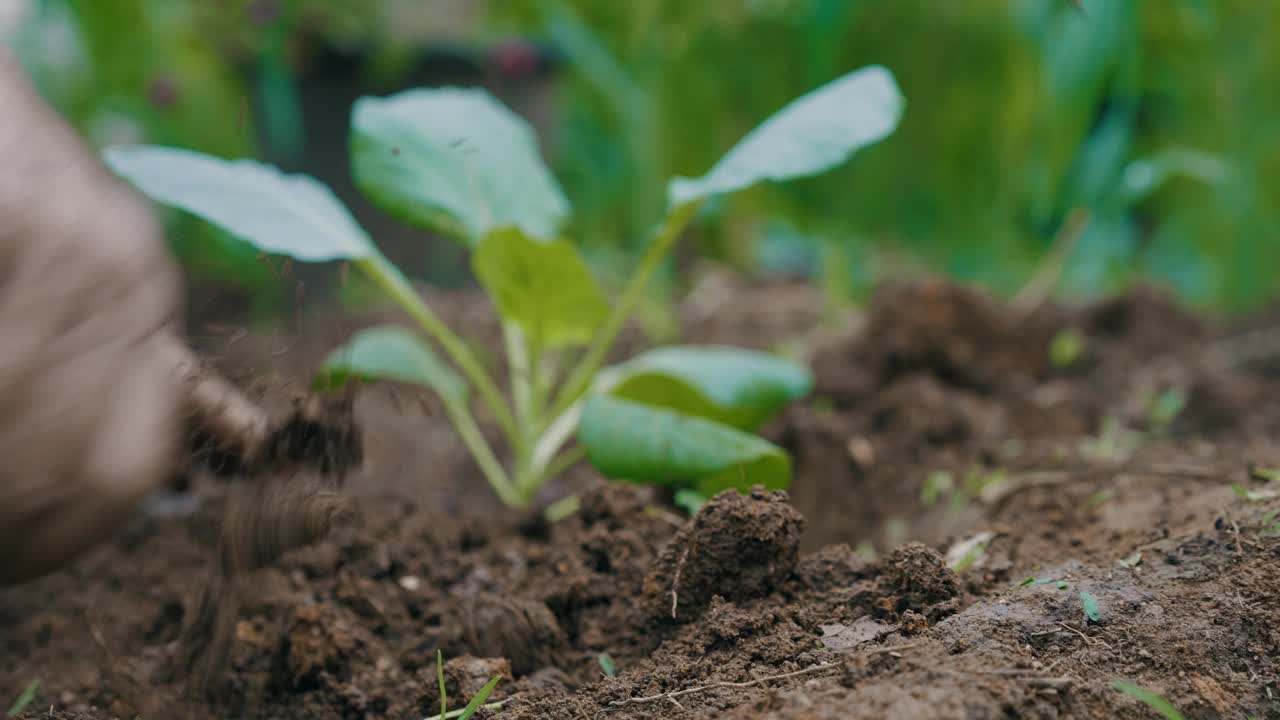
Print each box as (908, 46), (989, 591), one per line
(104, 66), (903, 507)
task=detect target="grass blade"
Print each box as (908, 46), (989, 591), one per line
(6, 679), (39, 718)
(437, 650), (447, 720)
(456, 675), (502, 720)
(1111, 680), (1186, 720)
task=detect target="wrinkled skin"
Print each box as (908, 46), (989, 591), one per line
(0, 48), (183, 583)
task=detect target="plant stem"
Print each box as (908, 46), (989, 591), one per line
(429, 700), (506, 720)
(504, 322), (532, 433)
(544, 445), (586, 479)
(442, 397), (520, 507)
(529, 399), (584, 481)
(549, 200), (702, 419)
(355, 255), (517, 440)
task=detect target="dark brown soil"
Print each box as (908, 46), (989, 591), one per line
(4, 278), (1280, 719)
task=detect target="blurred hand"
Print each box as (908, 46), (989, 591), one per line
(0, 47), (184, 583)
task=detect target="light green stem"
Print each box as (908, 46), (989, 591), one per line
(544, 445), (586, 479)
(504, 322), (532, 432)
(548, 200), (701, 420)
(443, 398), (520, 507)
(432, 700), (506, 720)
(355, 255), (517, 440)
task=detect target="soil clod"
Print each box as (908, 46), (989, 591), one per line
(643, 487), (805, 623)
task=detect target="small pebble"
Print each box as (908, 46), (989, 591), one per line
(398, 575), (421, 591)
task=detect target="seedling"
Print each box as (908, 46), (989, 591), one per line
(1049, 327), (1086, 369)
(435, 651), (502, 720)
(1261, 510), (1280, 537)
(597, 653), (617, 677)
(104, 67), (903, 507)
(1233, 484), (1279, 503)
(5, 679), (38, 718)
(1111, 681), (1186, 720)
(1146, 388), (1186, 434)
(1080, 590), (1102, 624)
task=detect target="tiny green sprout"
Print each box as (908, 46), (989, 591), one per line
(1261, 511), (1280, 538)
(1248, 465), (1280, 483)
(1147, 388), (1186, 432)
(598, 653), (617, 677)
(674, 489), (708, 515)
(1111, 680), (1186, 720)
(1233, 484), (1279, 503)
(1049, 327), (1086, 369)
(1057, 580), (1070, 590)
(1080, 590), (1102, 624)
(104, 67), (903, 508)
(921, 470), (954, 507)
(6, 679), (39, 718)
(1016, 577), (1059, 588)
(1117, 551), (1142, 568)
(436, 650), (503, 720)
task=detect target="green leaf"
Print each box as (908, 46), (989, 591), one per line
(1080, 590), (1102, 623)
(437, 650), (447, 720)
(6, 679), (39, 718)
(472, 227), (608, 348)
(1111, 681), (1186, 720)
(1050, 328), (1086, 369)
(605, 346), (813, 431)
(673, 489), (708, 515)
(667, 65), (903, 207)
(457, 675), (502, 720)
(1016, 577), (1059, 587)
(577, 395), (791, 494)
(351, 87), (569, 245)
(597, 653), (617, 677)
(315, 326), (465, 404)
(102, 145), (374, 261)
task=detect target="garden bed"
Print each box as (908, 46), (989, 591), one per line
(3, 279), (1279, 719)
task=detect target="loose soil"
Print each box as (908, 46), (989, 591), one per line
(4, 278), (1280, 719)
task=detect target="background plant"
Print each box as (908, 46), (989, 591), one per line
(7, 1), (1278, 315)
(104, 66), (903, 507)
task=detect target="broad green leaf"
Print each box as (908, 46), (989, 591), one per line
(606, 346), (813, 430)
(315, 326), (465, 404)
(472, 227), (608, 348)
(667, 65), (903, 208)
(351, 87), (569, 244)
(577, 395), (791, 494)
(1111, 681), (1186, 720)
(102, 145), (373, 261)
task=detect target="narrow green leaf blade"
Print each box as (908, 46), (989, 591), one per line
(457, 675), (502, 720)
(315, 326), (466, 404)
(668, 65), (903, 207)
(437, 650), (447, 720)
(1111, 681), (1186, 720)
(578, 395), (791, 492)
(351, 88), (569, 245)
(103, 145), (374, 261)
(472, 227), (608, 348)
(6, 679), (39, 718)
(607, 346), (813, 430)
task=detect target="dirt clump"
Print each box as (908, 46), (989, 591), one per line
(642, 487), (805, 623)
(858, 542), (960, 622)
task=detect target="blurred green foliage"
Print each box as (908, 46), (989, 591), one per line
(5, 0), (1279, 313)
(492, 0), (1280, 311)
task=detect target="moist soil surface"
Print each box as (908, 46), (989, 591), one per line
(4, 278), (1280, 719)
